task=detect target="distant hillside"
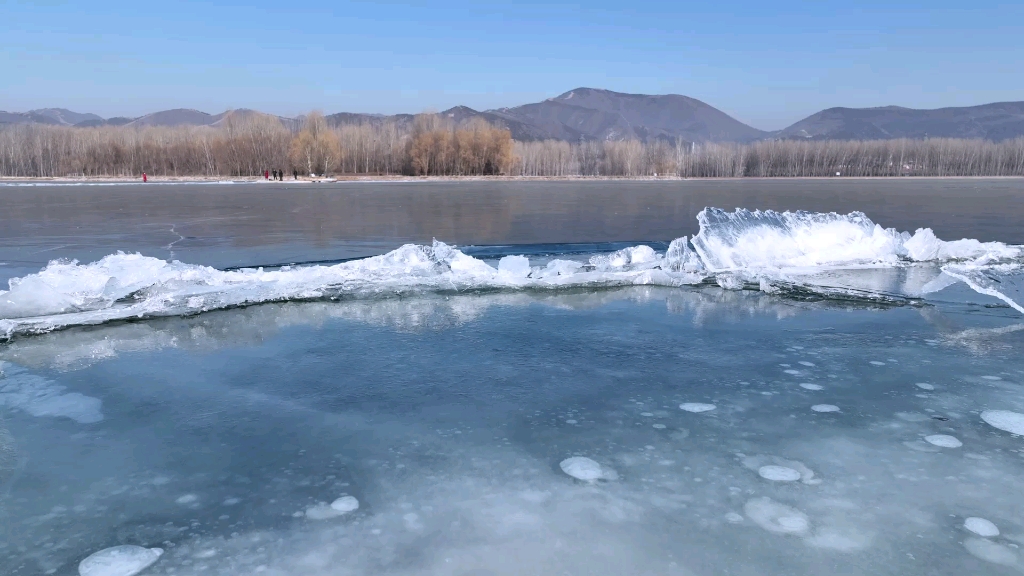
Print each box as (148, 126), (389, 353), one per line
(487, 88), (768, 143)
(7, 92), (1024, 142)
(778, 102), (1024, 141)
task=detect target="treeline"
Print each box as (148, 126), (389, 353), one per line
(2, 112), (1023, 178)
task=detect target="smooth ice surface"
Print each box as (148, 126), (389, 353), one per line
(811, 404), (840, 413)
(758, 465), (802, 482)
(964, 517), (1000, 537)
(981, 410), (1024, 435)
(924, 435), (962, 448)
(78, 545), (163, 576)
(559, 457), (604, 482)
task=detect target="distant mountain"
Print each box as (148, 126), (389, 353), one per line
(778, 102), (1024, 141)
(487, 88), (768, 143)
(7, 93), (1024, 142)
(29, 108), (104, 126)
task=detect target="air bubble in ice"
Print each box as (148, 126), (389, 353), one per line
(869, 361), (885, 366)
(175, 494), (198, 505)
(330, 496), (359, 514)
(811, 404), (840, 413)
(560, 457), (605, 482)
(680, 403), (716, 413)
(744, 497), (810, 535)
(784, 369), (801, 375)
(800, 384), (823, 391)
(758, 465), (802, 482)
(981, 410), (1024, 435)
(652, 424), (666, 429)
(924, 435), (962, 448)
(78, 545), (163, 576)
(799, 361), (815, 367)
(982, 376), (1003, 381)
(965, 517), (1000, 537)
(725, 512), (744, 523)
(915, 383), (935, 390)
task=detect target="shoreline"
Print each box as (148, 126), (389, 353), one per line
(3, 174), (1024, 184)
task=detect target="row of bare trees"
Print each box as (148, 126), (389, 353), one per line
(513, 138), (1024, 177)
(2, 113), (1023, 178)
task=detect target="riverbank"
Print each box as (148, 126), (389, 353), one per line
(4, 174), (1024, 185)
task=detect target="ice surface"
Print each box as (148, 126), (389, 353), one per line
(679, 403), (716, 413)
(3, 207), (1022, 338)
(78, 545), (163, 576)
(981, 410), (1024, 435)
(744, 497), (810, 535)
(964, 517), (1000, 537)
(963, 538), (1018, 566)
(924, 435), (962, 448)
(0, 361), (103, 423)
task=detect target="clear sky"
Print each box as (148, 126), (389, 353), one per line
(2, 0), (1022, 130)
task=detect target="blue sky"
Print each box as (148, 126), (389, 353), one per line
(2, 0), (1022, 129)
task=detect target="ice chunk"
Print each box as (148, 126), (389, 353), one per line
(559, 456), (605, 482)
(680, 403), (716, 413)
(965, 517), (1000, 537)
(330, 496), (359, 514)
(744, 497), (810, 535)
(924, 435), (962, 448)
(497, 255), (530, 279)
(758, 465), (801, 482)
(78, 545), (163, 576)
(981, 410), (1024, 435)
(811, 404), (840, 413)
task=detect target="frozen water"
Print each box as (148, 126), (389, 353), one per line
(2, 211), (1024, 576)
(981, 410), (1024, 435)
(924, 435), (962, 448)
(679, 403), (716, 413)
(559, 456), (605, 482)
(3, 207), (1023, 340)
(758, 465), (802, 482)
(78, 545), (163, 576)
(744, 497), (811, 535)
(963, 538), (1018, 566)
(964, 517), (1000, 537)
(811, 404), (840, 413)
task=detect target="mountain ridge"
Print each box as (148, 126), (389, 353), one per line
(4, 90), (1024, 142)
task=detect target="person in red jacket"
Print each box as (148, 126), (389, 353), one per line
(264, 169), (269, 180)
(142, 172), (147, 183)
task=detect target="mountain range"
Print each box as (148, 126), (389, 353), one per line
(3, 89), (1023, 142)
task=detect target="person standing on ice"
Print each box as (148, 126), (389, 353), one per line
(142, 172), (147, 183)
(264, 169), (269, 180)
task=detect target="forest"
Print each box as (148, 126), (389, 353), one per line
(2, 110), (1023, 178)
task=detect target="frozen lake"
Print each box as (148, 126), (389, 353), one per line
(2, 180), (1024, 575)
